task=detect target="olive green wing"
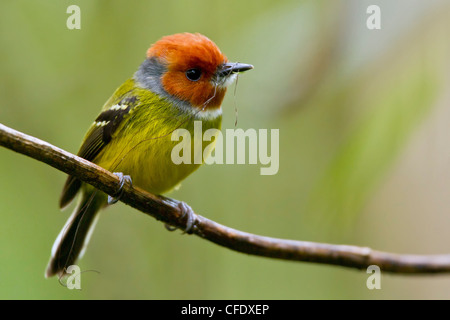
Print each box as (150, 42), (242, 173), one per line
(59, 95), (139, 208)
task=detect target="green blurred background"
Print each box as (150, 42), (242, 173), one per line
(1, 0), (450, 299)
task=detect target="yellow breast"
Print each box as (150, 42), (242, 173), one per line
(94, 85), (222, 195)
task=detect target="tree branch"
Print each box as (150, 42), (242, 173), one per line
(1, 122), (450, 274)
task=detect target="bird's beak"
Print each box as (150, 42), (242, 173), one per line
(217, 62), (254, 77)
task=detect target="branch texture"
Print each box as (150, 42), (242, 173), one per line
(1, 122), (450, 274)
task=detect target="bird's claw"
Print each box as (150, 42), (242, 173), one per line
(164, 224), (177, 232)
(108, 172), (132, 205)
(180, 201), (196, 234)
(164, 201), (196, 234)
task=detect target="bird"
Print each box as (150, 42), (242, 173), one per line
(45, 32), (253, 278)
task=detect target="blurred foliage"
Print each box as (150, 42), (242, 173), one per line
(1, 0), (450, 299)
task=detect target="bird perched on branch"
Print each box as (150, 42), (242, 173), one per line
(46, 33), (253, 278)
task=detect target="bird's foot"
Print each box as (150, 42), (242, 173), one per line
(164, 201), (196, 234)
(108, 172), (132, 205)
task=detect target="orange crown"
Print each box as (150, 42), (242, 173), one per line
(146, 33), (228, 110)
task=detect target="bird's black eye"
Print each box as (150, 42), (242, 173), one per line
(185, 68), (202, 81)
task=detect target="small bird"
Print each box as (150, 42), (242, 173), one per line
(46, 33), (253, 278)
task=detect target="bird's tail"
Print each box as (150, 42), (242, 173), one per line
(45, 189), (105, 278)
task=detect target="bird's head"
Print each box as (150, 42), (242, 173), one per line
(134, 33), (253, 117)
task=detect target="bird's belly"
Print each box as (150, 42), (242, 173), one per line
(123, 141), (202, 194)
(95, 106), (221, 195)
(95, 131), (204, 195)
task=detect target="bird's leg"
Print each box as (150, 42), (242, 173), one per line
(108, 172), (132, 205)
(164, 201), (197, 234)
